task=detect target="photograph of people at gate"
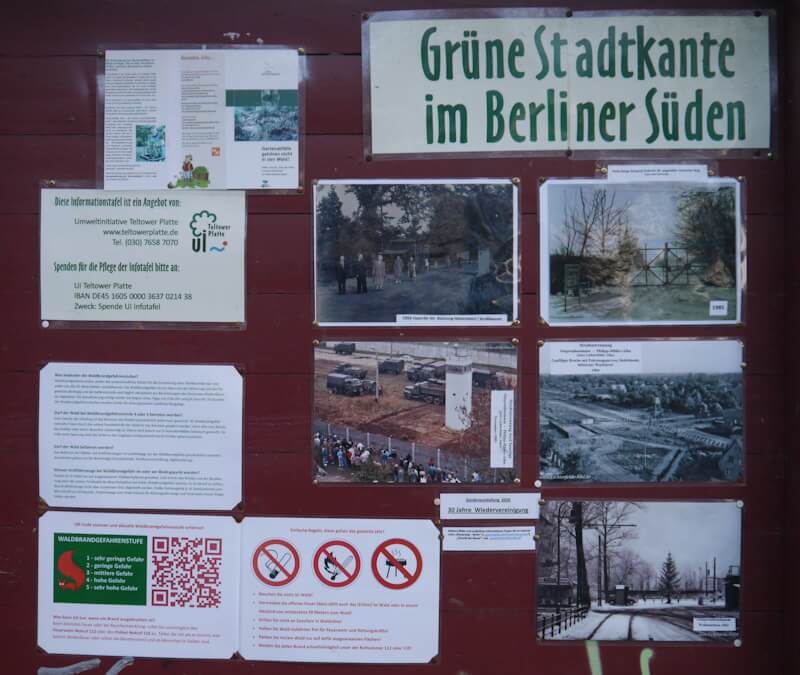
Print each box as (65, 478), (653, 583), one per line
(314, 179), (518, 325)
(540, 177), (742, 325)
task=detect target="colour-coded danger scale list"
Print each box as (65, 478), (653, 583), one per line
(53, 533), (147, 606)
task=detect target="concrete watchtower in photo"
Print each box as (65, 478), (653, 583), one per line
(445, 346), (473, 431)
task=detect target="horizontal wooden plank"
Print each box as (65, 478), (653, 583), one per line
(0, 291), (312, 373)
(0, 134), (784, 217)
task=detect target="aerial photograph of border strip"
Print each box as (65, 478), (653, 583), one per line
(537, 500), (742, 642)
(539, 177), (742, 325)
(539, 339), (743, 483)
(313, 340), (518, 484)
(314, 179), (518, 326)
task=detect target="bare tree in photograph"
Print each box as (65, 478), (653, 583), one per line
(583, 501), (641, 602)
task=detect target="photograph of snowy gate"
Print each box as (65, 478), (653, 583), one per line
(539, 177), (743, 325)
(537, 500), (741, 642)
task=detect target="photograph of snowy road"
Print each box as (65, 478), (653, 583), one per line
(537, 501), (741, 642)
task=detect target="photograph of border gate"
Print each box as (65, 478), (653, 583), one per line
(540, 178), (741, 325)
(539, 339), (744, 483)
(537, 501), (741, 642)
(314, 179), (518, 325)
(312, 341), (517, 484)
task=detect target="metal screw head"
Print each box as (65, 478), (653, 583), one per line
(510, 338), (519, 347)
(433, 497), (441, 506)
(534, 479), (542, 488)
(511, 177), (521, 186)
(512, 319), (521, 327)
(599, 167), (608, 175)
(297, 47), (305, 55)
(513, 477), (521, 485)
(312, 339), (320, 347)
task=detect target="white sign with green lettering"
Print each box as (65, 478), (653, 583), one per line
(366, 12), (772, 154)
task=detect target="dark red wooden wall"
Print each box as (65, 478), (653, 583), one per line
(0, 1), (794, 673)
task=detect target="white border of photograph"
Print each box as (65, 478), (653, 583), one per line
(539, 176), (743, 326)
(313, 178), (519, 326)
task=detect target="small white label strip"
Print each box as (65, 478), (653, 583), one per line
(693, 617), (737, 632)
(606, 164), (708, 181)
(439, 493), (539, 520)
(546, 341), (643, 375)
(709, 300), (729, 316)
(443, 526), (535, 551)
(396, 314), (507, 325)
(490, 390), (515, 468)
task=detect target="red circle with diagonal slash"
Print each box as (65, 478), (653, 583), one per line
(371, 538), (423, 590)
(252, 539), (300, 587)
(313, 540), (361, 588)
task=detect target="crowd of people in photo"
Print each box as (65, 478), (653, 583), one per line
(313, 431), (484, 484)
(333, 251), (463, 295)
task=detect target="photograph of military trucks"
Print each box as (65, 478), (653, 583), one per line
(313, 340), (518, 484)
(314, 179), (518, 326)
(539, 339), (743, 483)
(540, 178), (741, 325)
(537, 500), (741, 642)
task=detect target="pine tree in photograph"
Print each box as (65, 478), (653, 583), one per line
(658, 552), (682, 604)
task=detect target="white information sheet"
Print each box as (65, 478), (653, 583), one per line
(439, 493), (540, 520)
(38, 511), (240, 659)
(40, 189), (245, 324)
(442, 526), (535, 551)
(104, 48), (299, 190)
(490, 390), (515, 468)
(39, 362), (243, 510)
(240, 517), (440, 663)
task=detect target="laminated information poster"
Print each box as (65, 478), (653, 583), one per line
(40, 189), (245, 324)
(240, 517), (440, 663)
(39, 362), (243, 510)
(104, 48), (300, 190)
(37, 511), (241, 659)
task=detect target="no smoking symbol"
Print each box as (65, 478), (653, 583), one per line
(371, 538), (423, 590)
(313, 540), (360, 588)
(252, 539), (300, 587)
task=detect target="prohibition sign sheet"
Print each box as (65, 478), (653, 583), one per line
(240, 517), (440, 663)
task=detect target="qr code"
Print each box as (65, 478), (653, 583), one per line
(151, 537), (222, 608)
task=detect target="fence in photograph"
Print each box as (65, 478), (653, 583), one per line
(537, 605), (590, 639)
(313, 420), (509, 482)
(630, 244), (695, 287)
